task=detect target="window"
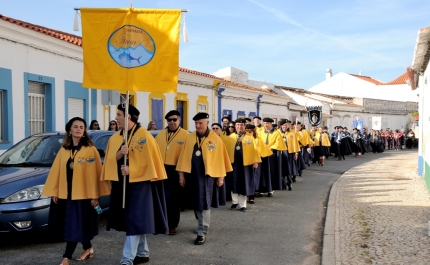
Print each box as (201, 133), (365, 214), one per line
(198, 103), (207, 112)
(0, 90), (3, 141)
(28, 81), (46, 135)
(68, 98), (84, 119)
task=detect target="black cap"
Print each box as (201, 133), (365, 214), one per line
(165, 110), (181, 119)
(279, 119), (288, 125)
(235, 118), (246, 124)
(211, 123), (222, 128)
(245, 124), (255, 129)
(323, 126), (328, 129)
(344, 127), (348, 130)
(193, 112), (209, 121)
(245, 118), (252, 122)
(263, 117), (274, 123)
(338, 126), (343, 129)
(295, 121), (301, 125)
(253, 116), (261, 120)
(117, 104), (140, 117)
(66, 117), (87, 132)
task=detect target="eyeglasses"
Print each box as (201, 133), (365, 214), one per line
(167, 118), (178, 122)
(212, 127), (220, 130)
(228, 126), (235, 128)
(94, 124), (99, 127)
(110, 123), (116, 125)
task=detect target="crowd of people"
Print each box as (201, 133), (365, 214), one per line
(42, 108), (417, 265)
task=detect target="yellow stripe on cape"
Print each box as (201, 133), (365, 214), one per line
(155, 128), (189, 166)
(42, 146), (111, 199)
(101, 127), (167, 182)
(229, 132), (262, 165)
(176, 130), (232, 177)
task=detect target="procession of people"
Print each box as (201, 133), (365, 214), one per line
(43, 107), (415, 265)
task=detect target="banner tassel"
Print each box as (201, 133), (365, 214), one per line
(183, 14), (188, 43)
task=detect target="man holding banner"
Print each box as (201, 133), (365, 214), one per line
(80, 6), (182, 265)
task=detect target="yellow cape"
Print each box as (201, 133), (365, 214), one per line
(42, 146), (111, 199)
(259, 129), (287, 151)
(314, 131), (331, 147)
(176, 130), (233, 177)
(220, 133), (236, 163)
(280, 130), (300, 153)
(229, 132), (262, 165)
(101, 126), (167, 182)
(254, 137), (273, 158)
(155, 127), (190, 166)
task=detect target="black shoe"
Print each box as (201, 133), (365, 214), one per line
(307, 163), (311, 166)
(230, 204), (238, 210)
(298, 171), (302, 177)
(267, 192), (273, 197)
(194, 236), (205, 245)
(343, 156), (345, 160)
(292, 176), (296, 182)
(240, 207), (247, 212)
(287, 184), (292, 191)
(134, 256), (149, 264)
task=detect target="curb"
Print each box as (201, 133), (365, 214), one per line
(321, 173), (342, 265)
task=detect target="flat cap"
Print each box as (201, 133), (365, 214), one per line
(235, 118), (246, 124)
(165, 110), (181, 119)
(245, 124), (255, 129)
(245, 118), (252, 122)
(323, 126), (328, 129)
(193, 112), (209, 121)
(263, 117), (274, 123)
(279, 119), (288, 125)
(253, 116), (261, 120)
(117, 104), (140, 116)
(295, 121), (301, 125)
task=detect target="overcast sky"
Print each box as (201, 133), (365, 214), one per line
(2, 0), (429, 88)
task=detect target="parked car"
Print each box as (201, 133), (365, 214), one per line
(0, 129), (160, 233)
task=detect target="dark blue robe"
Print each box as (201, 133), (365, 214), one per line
(231, 142), (255, 196)
(184, 143), (226, 211)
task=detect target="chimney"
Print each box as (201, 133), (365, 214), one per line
(326, 69), (332, 80)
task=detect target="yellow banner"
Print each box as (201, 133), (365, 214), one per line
(81, 8), (181, 93)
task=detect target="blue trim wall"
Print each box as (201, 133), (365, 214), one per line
(419, 155), (423, 176)
(91, 89), (97, 121)
(237, 111), (246, 119)
(64, 80), (89, 122)
(217, 88), (225, 123)
(249, 111), (257, 118)
(222, 109), (233, 122)
(257, 95), (263, 116)
(0, 68), (13, 150)
(24, 73), (56, 137)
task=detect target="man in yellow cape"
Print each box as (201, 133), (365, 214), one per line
(100, 104), (168, 265)
(257, 117), (287, 196)
(176, 112), (232, 245)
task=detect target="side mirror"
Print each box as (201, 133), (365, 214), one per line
(97, 149), (105, 158)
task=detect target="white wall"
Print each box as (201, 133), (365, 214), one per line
(309, 72), (418, 102)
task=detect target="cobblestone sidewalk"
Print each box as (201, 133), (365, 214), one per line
(326, 152), (430, 265)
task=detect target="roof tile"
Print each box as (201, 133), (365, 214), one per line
(0, 13), (82, 46)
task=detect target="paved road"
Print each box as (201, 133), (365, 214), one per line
(0, 150), (411, 265)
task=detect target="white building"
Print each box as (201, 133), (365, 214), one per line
(309, 69), (419, 103)
(410, 26), (430, 184)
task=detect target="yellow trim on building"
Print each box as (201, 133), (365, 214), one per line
(196, 95), (209, 113)
(175, 92), (189, 130)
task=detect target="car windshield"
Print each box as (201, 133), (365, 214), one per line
(0, 135), (63, 166)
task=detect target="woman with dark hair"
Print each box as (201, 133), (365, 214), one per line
(226, 122), (236, 136)
(89, 120), (100, 130)
(42, 117), (111, 265)
(108, 120), (119, 131)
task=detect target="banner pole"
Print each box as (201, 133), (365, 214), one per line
(122, 91), (130, 209)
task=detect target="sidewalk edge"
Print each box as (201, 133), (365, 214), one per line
(321, 174), (341, 265)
